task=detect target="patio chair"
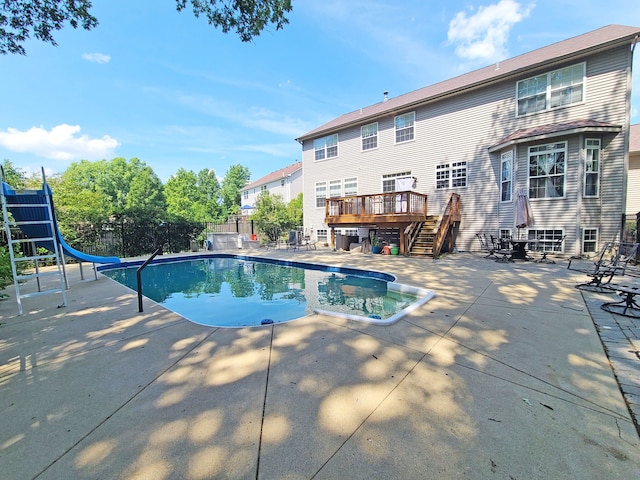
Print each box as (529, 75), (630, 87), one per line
(535, 235), (566, 264)
(286, 230), (300, 250)
(476, 233), (497, 259)
(571, 242), (639, 292)
(302, 235), (317, 250)
(494, 235), (514, 263)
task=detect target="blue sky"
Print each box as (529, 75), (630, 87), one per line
(1, 0), (639, 183)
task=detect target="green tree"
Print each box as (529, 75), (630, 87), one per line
(287, 192), (303, 228)
(1, 160), (26, 188)
(220, 164), (250, 218)
(251, 191), (293, 242)
(165, 168), (222, 222)
(1, 0), (293, 55)
(126, 166), (166, 221)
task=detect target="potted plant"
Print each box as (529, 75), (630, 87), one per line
(371, 234), (382, 254)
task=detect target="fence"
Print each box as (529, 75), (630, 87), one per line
(1, 218), (257, 259)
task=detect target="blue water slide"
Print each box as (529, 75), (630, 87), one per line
(2, 181), (120, 264)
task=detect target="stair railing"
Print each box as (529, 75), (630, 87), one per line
(404, 221), (422, 254)
(432, 193), (461, 258)
(137, 245), (163, 312)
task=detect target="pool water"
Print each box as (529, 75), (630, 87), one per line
(99, 255), (434, 328)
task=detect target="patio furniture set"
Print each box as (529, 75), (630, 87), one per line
(477, 234), (640, 318)
(475, 233), (564, 264)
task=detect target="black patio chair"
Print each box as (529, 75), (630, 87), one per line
(494, 235), (514, 263)
(572, 242), (639, 292)
(476, 233), (497, 259)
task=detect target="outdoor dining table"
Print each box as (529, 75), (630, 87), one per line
(510, 239), (531, 260)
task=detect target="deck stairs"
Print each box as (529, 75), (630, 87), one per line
(407, 216), (439, 257)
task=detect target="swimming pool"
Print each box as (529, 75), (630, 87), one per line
(98, 254), (434, 327)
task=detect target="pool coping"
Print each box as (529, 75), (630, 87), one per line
(97, 252), (436, 326)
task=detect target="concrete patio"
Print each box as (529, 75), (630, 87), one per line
(1, 250), (638, 479)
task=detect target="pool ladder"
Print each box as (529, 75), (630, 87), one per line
(137, 245), (163, 312)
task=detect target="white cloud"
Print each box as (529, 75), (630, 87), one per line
(81, 52), (111, 64)
(448, 0), (534, 63)
(0, 124), (119, 161)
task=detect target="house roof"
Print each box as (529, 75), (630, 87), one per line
(243, 161), (302, 190)
(488, 120), (622, 152)
(631, 124), (640, 153)
(296, 24), (640, 142)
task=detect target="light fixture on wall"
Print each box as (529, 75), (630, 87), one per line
(412, 177), (418, 188)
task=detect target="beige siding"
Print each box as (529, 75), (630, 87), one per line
(302, 45), (633, 254)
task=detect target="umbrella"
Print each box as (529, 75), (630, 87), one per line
(515, 188), (534, 238)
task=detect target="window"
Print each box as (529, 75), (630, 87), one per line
(361, 122), (378, 151)
(343, 228), (358, 236)
(316, 229), (328, 243)
(517, 63), (584, 116)
(281, 178), (285, 186)
(582, 228), (598, 254)
(314, 134), (338, 161)
(344, 177), (358, 196)
(382, 172), (411, 192)
(329, 179), (342, 198)
(261, 184), (267, 192)
(436, 161), (467, 189)
(584, 138), (600, 197)
(243, 190), (248, 200)
(527, 229), (564, 253)
(528, 142), (566, 199)
(501, 151), (513, 202)
(394, 112), (415, 143)
(315, 182), (326, 208)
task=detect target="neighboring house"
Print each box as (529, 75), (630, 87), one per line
(296, 24), (640, 257)
(239, 161), (303, 215)
(628, 124), (640, 217)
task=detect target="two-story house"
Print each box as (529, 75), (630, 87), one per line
(296, 25), (640, 257)
(240, 161), (303, 215)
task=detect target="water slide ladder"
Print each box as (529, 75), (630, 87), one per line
(1, 183), (67, 315)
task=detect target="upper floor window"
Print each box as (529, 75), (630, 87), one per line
(517, 63), (585, 116)
(361, 122), (378, 151)
(583, 138), (600, 197)
(344, 177), (358, 196)
(315, 182), (326, 207)
(314, 134), (338, 161)
(260, 184), (268, 192)
(329, 179), (342, 198)
(436, 162), (467, 189)
(394, 112), (415, 143)
(500, 151), (513, 202)
(243, 190), (248, 200)
(528, 142), (566, 199)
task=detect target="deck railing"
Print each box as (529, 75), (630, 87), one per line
(325, 191), (428, 223)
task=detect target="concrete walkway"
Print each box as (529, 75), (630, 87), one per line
(1, 251), (638, 479)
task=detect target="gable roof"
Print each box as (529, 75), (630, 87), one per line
(631, 124), (640, 153)
(297, 24), (640, 142)
(243, 161), (302, 190)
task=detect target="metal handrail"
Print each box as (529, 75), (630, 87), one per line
(137, 245), (163, 312)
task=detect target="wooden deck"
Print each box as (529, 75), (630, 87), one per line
(324, 191), (428, 226)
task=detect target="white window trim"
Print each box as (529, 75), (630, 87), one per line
(527, 142), (567, 200)
(516, 62), (586, 117)
(315, 181), (327, 208)
(361, 122), (378, 151)
(329, 179), (342, 198)
(583, 138), (601, 198)
(582, 228), (599, 255)
(435, 161), (467, 190)
(314, 134), (339, 161)
(394, 112), (415, 144)
(344, 177), (358, 196)
(500, 151), (513, 203)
